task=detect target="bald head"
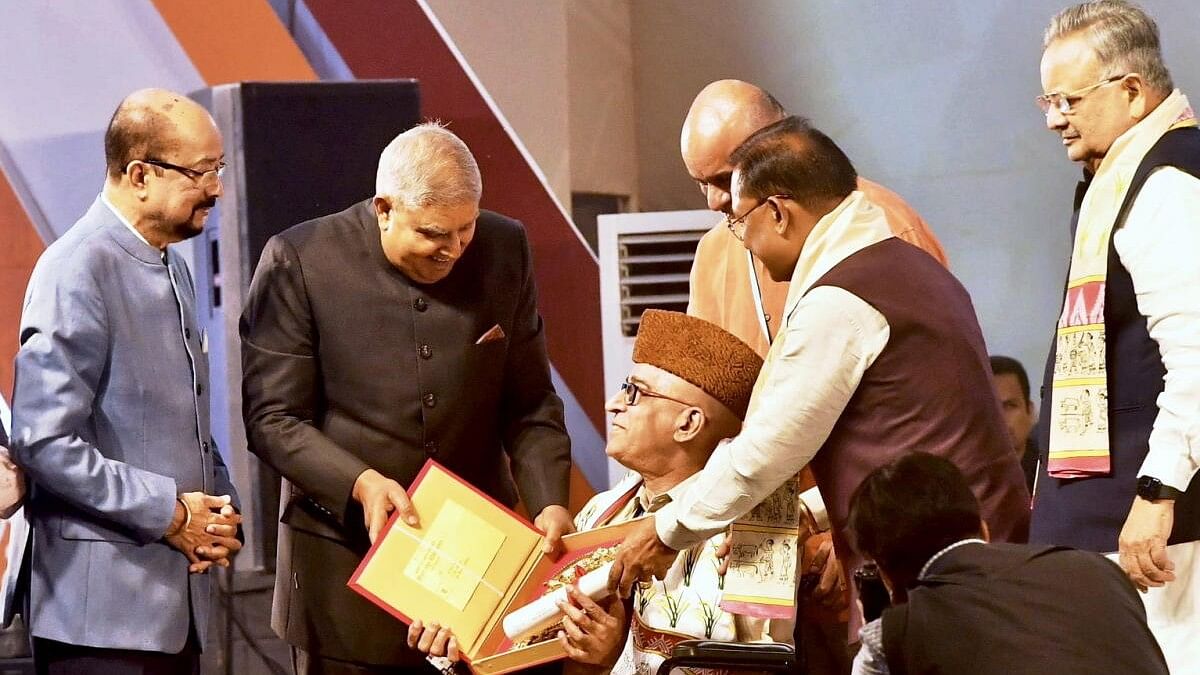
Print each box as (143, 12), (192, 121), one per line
(104, 88), (218, 181)
(681, 80), (786, 213)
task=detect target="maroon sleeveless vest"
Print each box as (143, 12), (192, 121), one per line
(806, 238), (1031, 581)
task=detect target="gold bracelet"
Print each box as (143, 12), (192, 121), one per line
(167, 497), (191, 537)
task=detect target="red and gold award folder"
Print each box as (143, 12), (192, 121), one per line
(348, 460), (637, 674)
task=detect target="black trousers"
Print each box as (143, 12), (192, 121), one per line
(292, 648), (564, 675)
(292, 647), (439, 675)
(33, 637), (199, 675)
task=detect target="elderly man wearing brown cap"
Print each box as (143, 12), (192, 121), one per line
(409, 310), (774, 675)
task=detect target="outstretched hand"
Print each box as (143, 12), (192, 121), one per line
(606, 517), (677, 598)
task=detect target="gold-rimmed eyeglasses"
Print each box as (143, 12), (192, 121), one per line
(139, 159), (227, 186)
(619, 379), (689, 407)
(1035, 74), (1129, 116)
(722, 194), (792, 241)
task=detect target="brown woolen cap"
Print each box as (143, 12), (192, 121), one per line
(632, 310), (764, 420)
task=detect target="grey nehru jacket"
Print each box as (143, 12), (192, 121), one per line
(11, 196), (239, 653)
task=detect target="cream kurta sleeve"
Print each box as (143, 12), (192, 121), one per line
(655, 286), (890, 550)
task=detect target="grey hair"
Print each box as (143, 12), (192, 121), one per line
(1044, 1), (1173, 92)
(375, 122), (482, 209)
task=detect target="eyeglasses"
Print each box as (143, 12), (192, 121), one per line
(1035, 74), (1128, 116)
(619, 379), (690, 407)
(722, 194), (792, 241)
(140, 159), (227, 186)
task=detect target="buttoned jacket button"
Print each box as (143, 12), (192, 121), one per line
(419, 345), (433, 360)
(196, 383), (204, 395)
(423, 393), (437, 408)
(414, 297), (428, 312)
(424, 441), (438, 455)
(202, 441), (210, 453)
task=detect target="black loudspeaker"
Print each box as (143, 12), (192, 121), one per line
(192, 80), (421, 572)
(235, 81), (421, 273)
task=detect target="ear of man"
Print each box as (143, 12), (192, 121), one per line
(372, 196), (392, 218)
(126, 161), (151, 196)
(672, 407), (707, 444)
(768, 196), (790, 236)
(1125, 75), (1150, 119)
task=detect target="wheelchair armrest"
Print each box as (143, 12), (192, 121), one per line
(658, 639), (797, 673)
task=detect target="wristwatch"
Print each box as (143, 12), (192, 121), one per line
(1136, 475), (1185, 501)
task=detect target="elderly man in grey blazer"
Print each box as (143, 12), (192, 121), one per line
(11, 89), (242, 675)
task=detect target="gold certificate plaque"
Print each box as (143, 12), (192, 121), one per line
(403, 500), (506, 611)
(349, 460), (640, 675)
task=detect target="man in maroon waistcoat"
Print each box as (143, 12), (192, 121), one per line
(610, 115), (1030, 638)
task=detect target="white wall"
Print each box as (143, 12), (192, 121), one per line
(424, 0), (641, 212)
(424, 0), (573, 208)
(567, 0), (639, 203)
(630, 0), (1200, 397)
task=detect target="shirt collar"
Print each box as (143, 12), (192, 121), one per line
(101, 190), (157, 250)
(781, 190), (893, 320)
(637, 471), (702, 514)
(1093, 89), (1191, 179)
(918, 538), (987, 580)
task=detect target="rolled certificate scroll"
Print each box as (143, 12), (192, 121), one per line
(502, 561), (613, 640)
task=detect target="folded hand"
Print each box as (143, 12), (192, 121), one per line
(803, 531), (847, 610)
(165, 492), (242, 573)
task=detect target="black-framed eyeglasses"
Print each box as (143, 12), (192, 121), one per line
(722, 194), (792, 241)
(139, 158), (227, 186)
(619, 379), (690, 407)
(1035, 74), (1129, 116)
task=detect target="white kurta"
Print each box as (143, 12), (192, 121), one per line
(575, 472), (773, 675)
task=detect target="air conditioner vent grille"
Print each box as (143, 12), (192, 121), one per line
(616, 228), (707, 336)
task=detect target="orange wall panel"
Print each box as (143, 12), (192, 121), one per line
(150, 0), (316, 85)
(0, 172), (46, 402)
